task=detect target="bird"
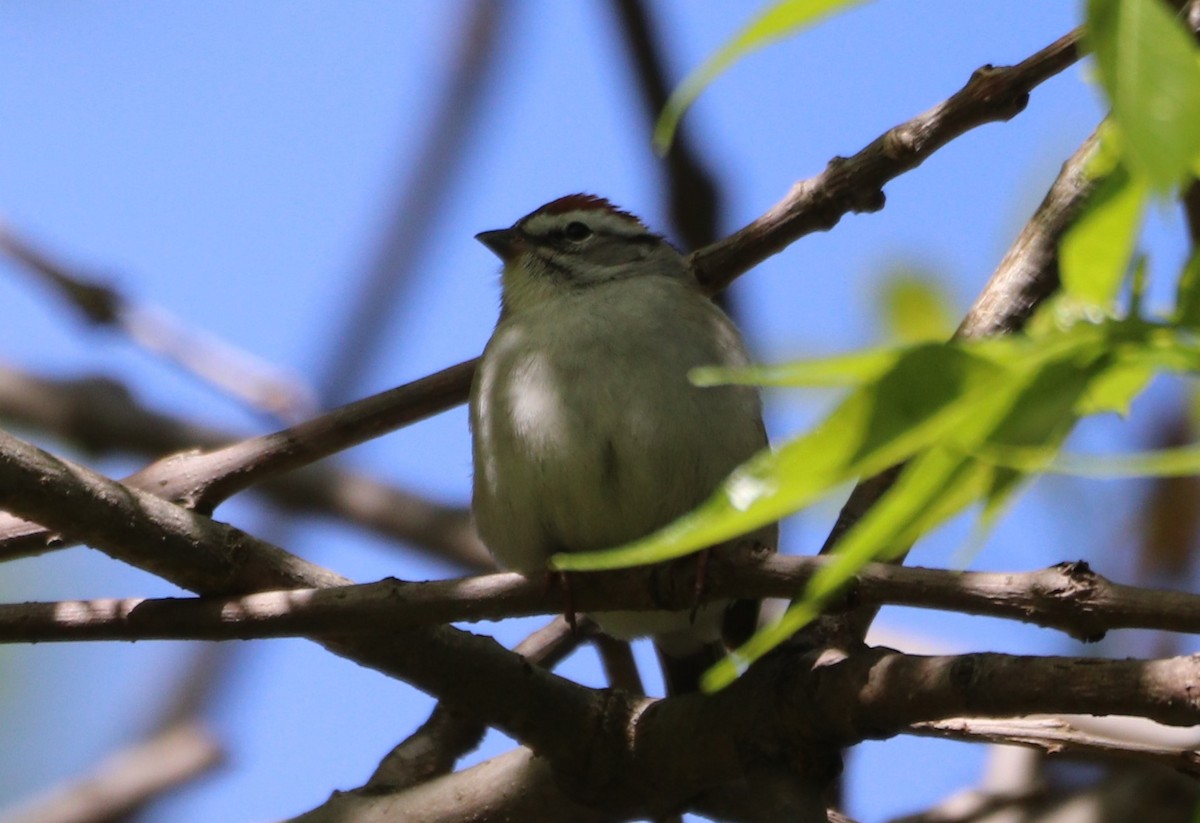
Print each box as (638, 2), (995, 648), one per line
(469, 194), (775, 694)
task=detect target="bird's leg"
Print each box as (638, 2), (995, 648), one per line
(545, 569), (578, 633)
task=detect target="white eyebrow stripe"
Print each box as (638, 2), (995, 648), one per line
(522, 210), (648, 238)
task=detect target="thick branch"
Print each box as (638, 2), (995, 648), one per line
(803, 648), (1200, 737)
(5, 419), (1197, 817)
(365, 616), (580, 791)
(9, 557), (1200, 645)
(0, 425), (600, 769)
(295, 648), (1200, 822)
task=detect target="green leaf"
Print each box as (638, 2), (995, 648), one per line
(1174, 250), (1200, 327)
(653, 0), (870, 154)
(878, 270), (957, 343)
(708, 344), (1113, 687)
(552, 344), (1003, 572)
(691, 345), (908, 388)
(1059, 163), (1147, 307)
(1075, 360), (1153, 416)
(987, 442), (1200, 479)
(1087, 0), (1200, 190)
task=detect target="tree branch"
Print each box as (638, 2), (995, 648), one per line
(6, 416), (1198, 817)
(0, 221), (315, 421)
(315, 0), (506, 406)
(611, 0), (721, 254)
(0, 722), (222, 823)
(293, 647), (1200, 822)
(0, 357), (477, 553)
(687, 29), (1083, 292)
(9, 556), (1200, 645)
(908, 716), (1200, 775)
(364, 616), (580, 791)
(805, 648), (1200, 737)
(0, 424), (601, 770)
(0, 364), (489, 568)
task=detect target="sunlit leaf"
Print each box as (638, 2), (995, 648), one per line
(1174, 250), (1200, 328)
(1059, 163), (1147, 306)
(1076, 360), (1153, 416)
(710, 346), (1112, 685)
(1128, 255), (1149, 317)
(691, 345), (907, 388)
(878, 269), (957, 343)
(1087, 0), (1200, 190)
(553, 344), (1002, 572)
(985, 442), (1200, 478)
(654, 0), (870, 154)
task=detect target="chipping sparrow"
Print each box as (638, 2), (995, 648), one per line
(469, 194), (775, 693)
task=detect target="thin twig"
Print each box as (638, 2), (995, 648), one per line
(592, 634), (647, 695)
(0, 363), (488, 568)
(0, 221), (315, 421)
(0, 722), (222, 823)
(687, 29), (1084, 292)
(909, 716), (1200, 775)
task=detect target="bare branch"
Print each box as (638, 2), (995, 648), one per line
(0, 722), (222, 823)
(290, 748), (615, 823)
(807, 648), (1200, 736)
(687, 30), (1083, 292)
(909, 716), (1200, 775)
(0, 364), (488, 568)
(955, 130), (1098, 339)
(611, 0), (721, 253)
(0, 221), (315, 421)
(6, 416), (1198, 816)
(0, 357), (477, 553)
(593, 633), (647, 695)
(365, 617), (580, 791)
(294, 647), (1200, 822)
(11, 556), (1200, 645)
(0, 424), (604, 771)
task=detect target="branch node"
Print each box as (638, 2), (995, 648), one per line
(882, 125), (921, 160)
(965, 63), (1031, 119)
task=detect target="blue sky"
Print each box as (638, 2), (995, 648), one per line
(0, 2), (1186, 821)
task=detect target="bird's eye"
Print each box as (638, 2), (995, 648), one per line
(563, 221), (592, 241)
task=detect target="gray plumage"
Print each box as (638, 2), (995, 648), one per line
(469, 195), (776, 683)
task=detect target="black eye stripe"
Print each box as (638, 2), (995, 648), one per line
(522, 222), (655, 247)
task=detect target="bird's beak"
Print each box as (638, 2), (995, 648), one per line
(476, 228), (521, 262)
